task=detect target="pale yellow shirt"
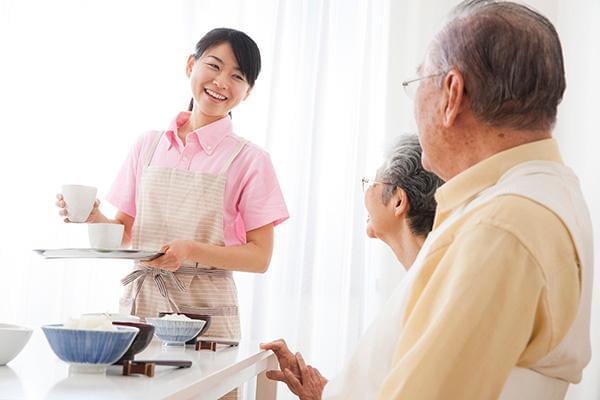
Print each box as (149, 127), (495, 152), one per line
(378, 139), (580, 399)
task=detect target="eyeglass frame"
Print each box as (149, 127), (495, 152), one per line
(401, 72), (445, 99)
(361, 176), (394, 192)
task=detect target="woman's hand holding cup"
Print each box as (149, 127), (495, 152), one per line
(56, 184), (101, 223)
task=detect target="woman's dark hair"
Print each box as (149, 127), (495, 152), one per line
(188, 28), (262, 111)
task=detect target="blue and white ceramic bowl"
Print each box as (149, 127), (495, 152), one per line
(146, 317), (206, 346)
(41, 324), (138, 373)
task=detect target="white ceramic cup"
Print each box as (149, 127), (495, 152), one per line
(88, 223), (124, 249)
(61, 184), (97, 223)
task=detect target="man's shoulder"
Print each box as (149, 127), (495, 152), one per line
(470, 194), (568, 236)
(461, 195), (577, 274)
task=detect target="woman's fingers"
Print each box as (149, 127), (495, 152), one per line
(296, 352), (306, 368)
(283, 368), (302, 394)
(260, 339), (293, 360)
(55, 194), (69, 220)
(296, 352), (307, 382)
(265, 370), (287, 382)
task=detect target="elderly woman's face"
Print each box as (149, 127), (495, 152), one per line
(364, 171), (397, 239)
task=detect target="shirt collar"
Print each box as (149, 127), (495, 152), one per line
(165, 112), (233, 155)
(434, 138), (563, 220)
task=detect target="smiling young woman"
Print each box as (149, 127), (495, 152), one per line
(55, 27), (289, 400)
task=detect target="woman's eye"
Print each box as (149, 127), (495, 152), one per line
(205, 63), (219, 70)
(233, 74), (245, 81)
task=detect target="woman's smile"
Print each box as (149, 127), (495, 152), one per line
(204, 88), (228, 102)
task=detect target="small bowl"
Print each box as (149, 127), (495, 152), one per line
(111, 322), (154, 364)
(42, 324), (138, 373)
(146, 317), (206, 346)
(0, 324), (33, 365)
(158, 312), (212, 344)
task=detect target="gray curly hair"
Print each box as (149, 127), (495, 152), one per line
(378, 135), (444, 236)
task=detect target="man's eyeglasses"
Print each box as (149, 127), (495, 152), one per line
(361, 177), (394, 193)
(401, 72), (445, 100)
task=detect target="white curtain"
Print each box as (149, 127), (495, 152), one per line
(0, 1), (394, 398)
(0, 1), (599, 399)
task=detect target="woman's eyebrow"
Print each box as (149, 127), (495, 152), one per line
(205, 54), (242, 72)
(205, 55), (224, 64)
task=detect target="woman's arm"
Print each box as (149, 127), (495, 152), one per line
(144, 223), (274, 273)
(56, 195), (135, 247)
(112, 211), (135, 247)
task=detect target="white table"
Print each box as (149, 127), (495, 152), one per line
(1, 330), (278, 399)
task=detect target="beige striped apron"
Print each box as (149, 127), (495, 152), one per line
(119, 132), (246, 399)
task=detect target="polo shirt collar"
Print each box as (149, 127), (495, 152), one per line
(165, 112), (233, 155)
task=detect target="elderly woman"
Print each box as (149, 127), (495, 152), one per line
(260, 134), (443, 399)
(363, 135), (441, 269)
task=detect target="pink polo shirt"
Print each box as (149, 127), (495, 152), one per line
(106, 112), (289, 246)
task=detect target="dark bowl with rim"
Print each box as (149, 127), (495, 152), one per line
(157, 312), (212, 344)
(112, 322), (155, 364)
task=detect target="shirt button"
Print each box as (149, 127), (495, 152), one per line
(207, 146), (212, 151)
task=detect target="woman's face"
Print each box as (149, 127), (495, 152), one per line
(364, 173), (397, 239)
(186, 42), (252, 118)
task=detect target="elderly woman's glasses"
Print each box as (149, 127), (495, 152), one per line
(362, 177), (394, 192)
(401, 72), (445, 100)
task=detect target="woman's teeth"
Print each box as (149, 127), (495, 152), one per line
(205, 88), (227, 101)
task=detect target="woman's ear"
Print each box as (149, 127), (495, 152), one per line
(243, 85), (253, 101)
(393, 188), (409, 218)
(186, 54), (196, 78)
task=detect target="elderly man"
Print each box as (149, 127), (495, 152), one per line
(262, 1), (594, 399)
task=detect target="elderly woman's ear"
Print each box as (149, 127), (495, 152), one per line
(393, 188), (409, 217)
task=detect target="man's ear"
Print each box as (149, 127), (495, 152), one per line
(186, 54), (196, 78)
(441, 68), (465, 128)
(393, 188), (409, 218)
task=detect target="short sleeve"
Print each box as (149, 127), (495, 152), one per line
(105, 132), (153, 217)
(234, 149), (289, 232)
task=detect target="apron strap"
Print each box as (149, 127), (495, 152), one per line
(177, 265), (231, 277)
(121, 266), (232, 315)
(144, 131), (165, 167)
(122, 267), (187, 314)
(219, 139), (248, 175)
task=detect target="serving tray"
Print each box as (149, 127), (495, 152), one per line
(33, 248), (164, 261)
